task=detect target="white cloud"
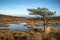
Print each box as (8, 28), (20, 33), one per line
(0, 9), (29, 16)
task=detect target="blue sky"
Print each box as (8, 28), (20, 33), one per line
(0, 0), (60, 17)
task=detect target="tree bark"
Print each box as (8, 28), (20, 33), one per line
(43, 16), (46, 32)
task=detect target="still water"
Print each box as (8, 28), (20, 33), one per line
(0, 23), (60, 31)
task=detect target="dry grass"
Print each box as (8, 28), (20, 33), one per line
(0, 14), (60, 27)
(0, 30), (30, 40)
(0, 28), (60, 40)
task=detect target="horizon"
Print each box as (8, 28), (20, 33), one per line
(0, 0), (60, 17)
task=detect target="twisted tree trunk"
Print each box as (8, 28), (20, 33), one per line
(43, 16), (47, 32)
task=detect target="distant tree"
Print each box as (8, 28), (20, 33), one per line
(27, 7), (56, 32)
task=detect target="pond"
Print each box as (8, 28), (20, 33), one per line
(9, 24), (29, 31)
(0, 22), (60, 31)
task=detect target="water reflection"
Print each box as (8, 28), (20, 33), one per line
(20, 22), (27, 25)
(34, 26), (43, 28)
(9, 24), (29, 31)
(0, 23), (60, 31)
